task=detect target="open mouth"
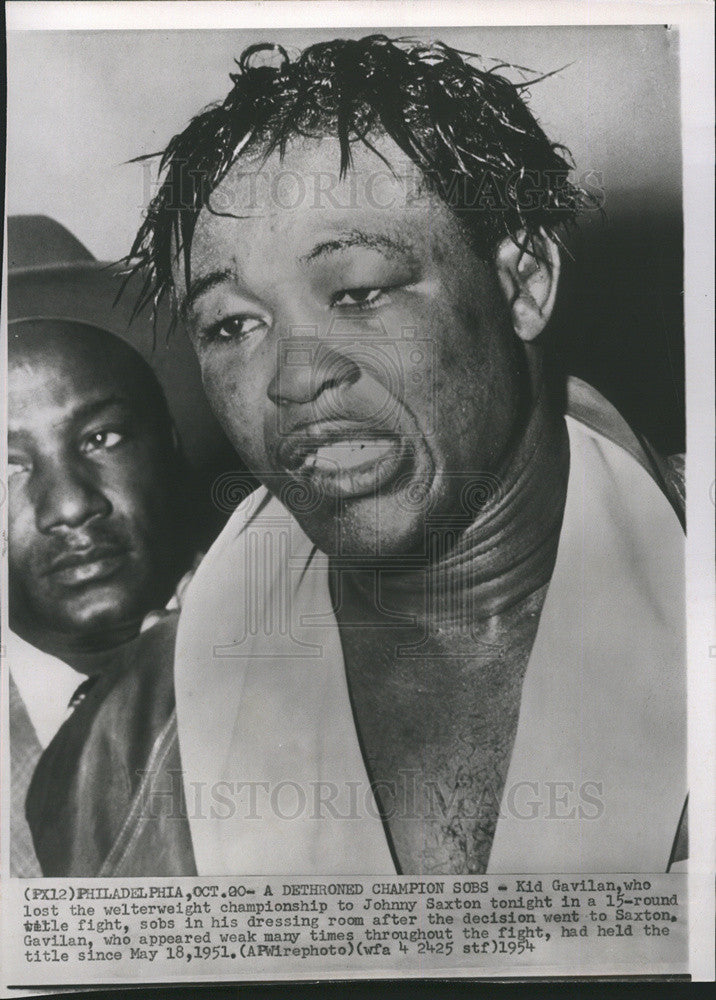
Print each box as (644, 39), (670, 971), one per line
(277, 425), (409, 499)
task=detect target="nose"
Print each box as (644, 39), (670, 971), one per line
(33, 458), (112, 533)
(267, 340), (361, 410)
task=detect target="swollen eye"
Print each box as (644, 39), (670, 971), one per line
(216, 316), (265, 340)
(332, 288), (384, 308)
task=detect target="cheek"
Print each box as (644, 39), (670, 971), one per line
(421, 291), (519, 465)
(7, 489), (36, 565)
(412, 294), (490, 407)
(200, 356), (266, 458)
(102, 459), (168, 533)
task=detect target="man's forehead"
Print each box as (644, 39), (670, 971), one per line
(8, 337), (142, 426)
(207, 133), (425, 207)
(10, 342), (105, 389)
(9, 355), (123, 417)
(176, 135), (448, 294)
(11, 336), (122, 383)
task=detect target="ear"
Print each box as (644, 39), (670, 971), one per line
(495, 230), (561, 342)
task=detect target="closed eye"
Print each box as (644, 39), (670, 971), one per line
(330, 287), (388, 310)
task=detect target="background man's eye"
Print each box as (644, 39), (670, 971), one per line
(81, 430), (124, 453)
(7, 460), (30, 477)
(332, 287), (386, 309)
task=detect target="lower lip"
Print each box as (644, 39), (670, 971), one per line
(286, 437), (408, 499)
(49, 553), (128, 586)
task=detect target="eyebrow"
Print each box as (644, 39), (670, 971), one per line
(69, 396), (131, 426)
(180, 231), (414, 315)
(181, 267), (236, 318)
(300, 230), (414, 263)
(8, 395), (130, 441)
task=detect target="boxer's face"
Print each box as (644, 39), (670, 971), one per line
(8, 326), (175, 646)
(179, 135), (525, 556)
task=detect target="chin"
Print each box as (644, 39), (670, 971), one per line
(300, 498), (430, 561)
(61, 588), (146, 636)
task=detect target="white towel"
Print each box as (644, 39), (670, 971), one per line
(175, 381), (686, 874)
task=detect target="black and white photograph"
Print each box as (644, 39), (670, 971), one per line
(2, 0), (713, 986)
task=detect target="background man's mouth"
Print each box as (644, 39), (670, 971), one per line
(46, 547), (129, 586)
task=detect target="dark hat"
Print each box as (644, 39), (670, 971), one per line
(7, 215), (236, 484)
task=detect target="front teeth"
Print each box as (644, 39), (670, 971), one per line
(300, 439), (393, 472)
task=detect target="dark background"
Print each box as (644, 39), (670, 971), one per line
(554, 207), (684, 456)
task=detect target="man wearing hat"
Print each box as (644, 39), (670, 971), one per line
(5, 216), (231, 875)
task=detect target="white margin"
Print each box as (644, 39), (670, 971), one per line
(3, 0), (715, 985)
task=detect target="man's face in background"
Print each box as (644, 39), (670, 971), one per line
(179, 135), (528, 558)
(8, 320), (177, 650)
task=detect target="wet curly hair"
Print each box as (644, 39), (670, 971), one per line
(125, 35), (591, 327)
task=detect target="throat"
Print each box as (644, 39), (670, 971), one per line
(336, 578), (550, 874)
(330, 391), (569, 873)
(334, 391), (569, 629)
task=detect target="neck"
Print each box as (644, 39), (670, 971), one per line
(10, 617), (142, 675)
(338, 384), (569, 628)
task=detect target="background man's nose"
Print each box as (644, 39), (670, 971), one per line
(267, 341), (361, 409)
(34, 459), (112, 532)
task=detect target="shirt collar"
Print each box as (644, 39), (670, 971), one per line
(8, 632), (84, 748)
